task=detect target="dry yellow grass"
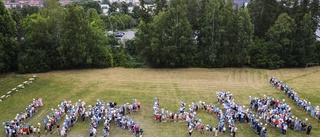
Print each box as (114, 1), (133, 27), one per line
(0, 67), (320, 137)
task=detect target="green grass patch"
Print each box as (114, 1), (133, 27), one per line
(1, 67), (320, 137)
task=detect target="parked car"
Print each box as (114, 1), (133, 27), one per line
(116, 32), (125, 37)
(115, 32), (125, 40)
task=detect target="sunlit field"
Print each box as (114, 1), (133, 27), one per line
(1, 67), (320, 137)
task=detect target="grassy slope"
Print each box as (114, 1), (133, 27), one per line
(0, 67), (320, 137)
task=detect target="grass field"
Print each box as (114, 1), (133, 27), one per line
(1, 67), (320, 137)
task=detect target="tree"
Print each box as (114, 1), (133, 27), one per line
(236, 8), (254, 66)
(18, 14), (51, 73)
(135, 20), (151, 64)
(9, 7), (23, 42)
(223, 0), (240, 67)
(41, 0), (65, 70)
(138, 0), (152, 23)
(184, 0), (200, 31)
(59, 5), (93, 68)
(108, 2), (118, 14)
(21, 5), (39, 17)
(102, 0), (109, 4)
(0, 1), (17, 72)
(266, 13), (297, 68)
(131, 5), (140, 19)
(315, 41), (320, 63)
(310, 0), (320, 18)
(198, 0), (233, 67)
(120, 2), (129, 14)
(290, 0), (310, 27)
(248, 0), (280, 38)
(249, 38), (269, 68)
(18, 0), (67, 73)
(72, 1), (102, 14)
(294, 13), (316, 66)
(136, 0), (195, 67)
(87, 8), (113, 68)
(59, 5), (112, 68)
(154, 0), (167, 15)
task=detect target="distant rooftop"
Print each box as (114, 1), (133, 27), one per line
(3, 0), (74, 8)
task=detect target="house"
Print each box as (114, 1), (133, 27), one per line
(4, 0), (73, 8)
(109, 0), (140, 5)
(4, 0), (43, 8)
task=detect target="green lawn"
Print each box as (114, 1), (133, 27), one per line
(1, 67), (320, 137)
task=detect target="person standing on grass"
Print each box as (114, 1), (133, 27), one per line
(104, 129), (109, 137)
(60, 127), (65, 137)
(306, 123), (312, 136)
(56, 123), (60, 135)
(29, 126), (33, 136)
(139, 128), (143, 137)
(134, 124), (139, 136)
(232, 125), (237, 137)
(215, 127), (218, 136)
(283, 123), (287, 134)
(302, 121), (307, 133)
(89, 126), (93, 137)
(37, 126), (40, 137)
(188, 126), (193, 137)
(93, 127), (97, 137)
(137, 100), (141, 111)
(33, 126), (37, 136)
(200, 123), (204, 134)
(260, 125), (267, 137)
(81, 111), (86, 123)
(222, 125), (226, 135)
(49, 120), (53, 134)
(155, 113), (159, 122)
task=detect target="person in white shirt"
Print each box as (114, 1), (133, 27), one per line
(215, 127), (218, 136)
(188, 126), (193, 137)
(222, 125), (226, 135)
(60, 127), (66, 137)
(92, 127), (97, 137)
(283, 124), (287, 134)
(33, 126), (37, 135)
(37, 126), (41, 136)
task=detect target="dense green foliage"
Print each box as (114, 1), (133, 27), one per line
(101, 13), (137, 31)
(1, 0), (320, 73)
(135, 0), (320, 69)
(1, 0), (119, 73)
(0, 1), (17, 73)
(136, 0), (195, 67)
(72, 1), (102, 14)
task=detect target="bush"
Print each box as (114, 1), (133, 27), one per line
(18, 49), (51, 73)
(124, 55), (143, 68)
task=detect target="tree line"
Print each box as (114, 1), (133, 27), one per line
(135, 0), (320, 69)
(1, 0), (320, 74)
(0, 0), (138, 73)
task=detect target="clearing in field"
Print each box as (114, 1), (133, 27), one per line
(0, 67), (320, 137)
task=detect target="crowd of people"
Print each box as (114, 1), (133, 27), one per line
(88, 99), (142, 137)
(216, 91), (250, 137)
(3, 98), (43, 137)
(270, 76), (320, 122)
(153, 97), (203, 136)
(249, 96), (313, 136)
(39, 99), (143, 137)
(1, 97), (143, 137)
(153, 92), (254, 137)
(42, 99), (84, 137)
